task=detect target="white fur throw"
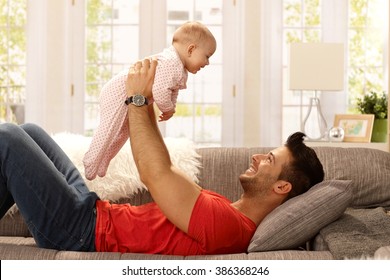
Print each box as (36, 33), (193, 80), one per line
(52, 133), (202, 201)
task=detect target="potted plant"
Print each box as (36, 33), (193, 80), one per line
(356, 91), (388, 142)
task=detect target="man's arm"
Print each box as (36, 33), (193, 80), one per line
(126, 59), (202, 233)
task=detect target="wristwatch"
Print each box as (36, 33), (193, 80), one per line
(125, 94), (148, 106)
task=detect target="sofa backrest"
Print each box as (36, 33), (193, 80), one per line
(196, 146), (390, 209)
(313, 147), (390, 208)
(196, 147), (270, 202)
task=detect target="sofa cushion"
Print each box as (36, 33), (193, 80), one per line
(319, 207), (390, 259)
(248, 180), (353, 252)
(313, 147), (390, 208)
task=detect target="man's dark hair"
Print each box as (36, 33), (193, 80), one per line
(279, 132), (324, 200)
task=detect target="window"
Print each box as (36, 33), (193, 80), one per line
(347, 0), (388, 106)
(83, 0), (225, 146)
(164, 0), (223, 146)
(282, 0), (322, 140)
(0, 0), (27, 124)
(84, 0), (140, 135)
(278, 0), (388, 142)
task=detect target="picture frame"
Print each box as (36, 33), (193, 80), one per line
(333, 114), (375, 142)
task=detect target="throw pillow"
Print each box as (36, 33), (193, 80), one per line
(247, 179), (353, 252)
(52, 133), (202, 202)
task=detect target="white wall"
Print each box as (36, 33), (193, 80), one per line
(26, 0), (72, 134)
(242, 0), (261, 147)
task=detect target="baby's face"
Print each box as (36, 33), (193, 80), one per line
(185, 38), (216, 74)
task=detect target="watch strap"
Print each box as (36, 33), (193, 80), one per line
(124, 96), (133, 105)
(125, 95), (148, 106)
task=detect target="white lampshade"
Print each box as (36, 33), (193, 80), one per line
(289, 43), (344, 91)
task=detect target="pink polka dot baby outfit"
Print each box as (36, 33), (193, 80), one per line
(83, 46), (188, 180)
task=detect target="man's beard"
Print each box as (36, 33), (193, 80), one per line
(239, 171), (277, 197)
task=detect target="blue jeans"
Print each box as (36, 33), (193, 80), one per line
(0, 123), (99, 251)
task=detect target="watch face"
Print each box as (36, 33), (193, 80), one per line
(133, 95), (146, 106)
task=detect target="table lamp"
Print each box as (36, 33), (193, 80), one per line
(289, 42), (344, 140)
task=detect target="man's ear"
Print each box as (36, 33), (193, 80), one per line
(273, 181), (292, 195)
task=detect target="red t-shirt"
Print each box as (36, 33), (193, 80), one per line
(94, 190), (256, 255)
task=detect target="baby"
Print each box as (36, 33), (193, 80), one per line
(83, 21), (217, 180)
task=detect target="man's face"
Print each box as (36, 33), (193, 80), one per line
(239, 146), (292, 194)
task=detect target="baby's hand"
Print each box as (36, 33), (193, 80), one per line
(159, 109), (175, 122)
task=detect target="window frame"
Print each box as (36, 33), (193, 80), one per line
(66, 0), (243, 146)
(260, 0), (388, 145)
(0, 0), (27, 124)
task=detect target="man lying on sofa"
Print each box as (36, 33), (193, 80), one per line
(0, 58), (324, 255)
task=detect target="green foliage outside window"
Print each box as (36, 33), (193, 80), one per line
(348, 0), (386, 110)
(284, 0), (386, 114)
(0, 0), (27, 123)
(85, 0), (113, 97)
(175, 104), (221, 117)
(0, 0), (387, 129)
(284, 0), (321, 44)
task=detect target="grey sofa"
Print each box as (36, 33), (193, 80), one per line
(1, 145), (390, 260)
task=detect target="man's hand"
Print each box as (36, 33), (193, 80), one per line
(126, 58), (157, 99)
